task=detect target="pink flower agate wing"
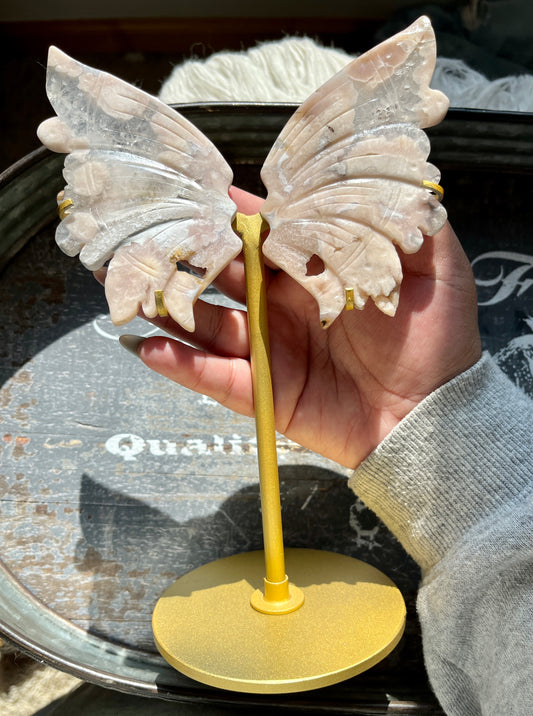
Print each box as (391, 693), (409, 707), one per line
(37, 47), (239, 332)
(260, 16), (449, 327)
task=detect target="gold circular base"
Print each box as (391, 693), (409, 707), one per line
(152, 548), (406, 694)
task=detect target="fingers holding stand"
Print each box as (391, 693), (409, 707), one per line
(120, 334), (255, 418)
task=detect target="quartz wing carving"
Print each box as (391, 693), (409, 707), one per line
(37, 47), (240, 331)
(38, 16), (448, 333)
(260, 16), (449, 327)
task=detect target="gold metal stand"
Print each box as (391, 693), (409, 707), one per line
(152, 213), (406, 693)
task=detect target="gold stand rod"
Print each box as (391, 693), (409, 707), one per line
(235, 213), (304, 615)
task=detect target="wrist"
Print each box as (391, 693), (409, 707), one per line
(349, 353), (533, 571)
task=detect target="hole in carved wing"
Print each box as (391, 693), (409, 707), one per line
(305, 254), (325, 276)
(179, 261), (207, 278)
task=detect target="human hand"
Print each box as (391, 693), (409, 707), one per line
(123, 186), (481, 470)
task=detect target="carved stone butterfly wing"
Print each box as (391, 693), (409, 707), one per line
(260, 16), (449, 326)
(37, 47), (240, 331)
(39, 17), (448, 332)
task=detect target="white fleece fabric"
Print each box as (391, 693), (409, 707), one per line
(159, 36), (533, 112)
(350, 354), (533, 715)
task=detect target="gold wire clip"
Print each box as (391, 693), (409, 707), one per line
(58, 198), (74, 220)
(345, 287), (355, 311)
(422, 180), (444, 202)
(154, 290), (168, 317)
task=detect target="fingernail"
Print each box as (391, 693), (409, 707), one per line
(119, 334), (145, 356)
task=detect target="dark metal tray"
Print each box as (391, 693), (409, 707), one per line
(1, 104), (532, 713)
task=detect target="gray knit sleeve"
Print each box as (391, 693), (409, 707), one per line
(349, 353), (533, 715)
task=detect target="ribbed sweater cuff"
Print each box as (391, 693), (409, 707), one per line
(348, 353), (533, 572)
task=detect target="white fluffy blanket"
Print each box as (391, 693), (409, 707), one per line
(160, 36), (533, 112)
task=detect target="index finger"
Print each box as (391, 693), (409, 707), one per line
(229, 185), (265, 215)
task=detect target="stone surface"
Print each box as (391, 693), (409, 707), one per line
(37, 47), (240, 332)
(38, 20), (448, 332)
(261, 16), (449, 327)
(35, 17), (448, 331)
